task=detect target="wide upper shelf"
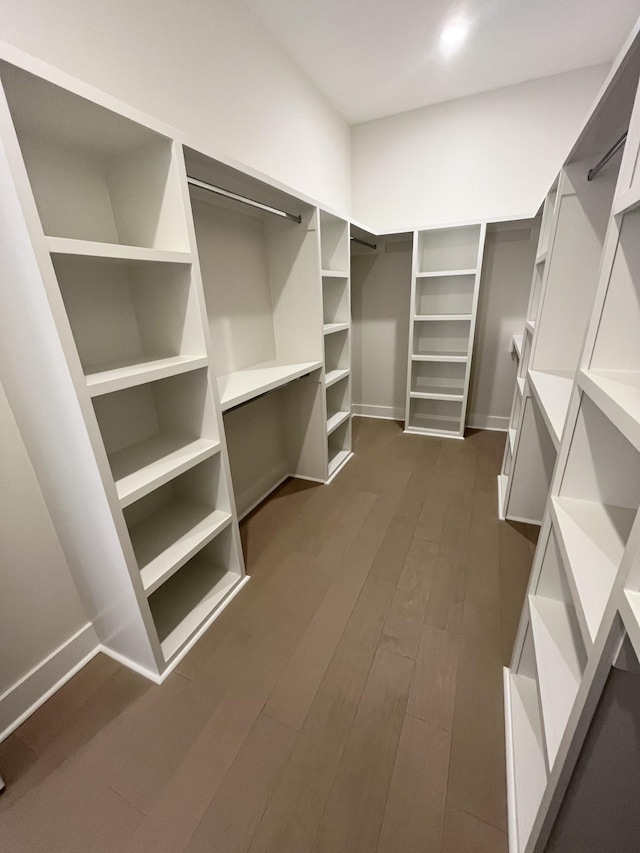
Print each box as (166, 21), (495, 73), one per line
(46, 237), (192, 264)
(528, 369), (574, 449)
(217, 359), (322, 411)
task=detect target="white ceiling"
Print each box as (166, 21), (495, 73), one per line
(242, 0), (640, 124)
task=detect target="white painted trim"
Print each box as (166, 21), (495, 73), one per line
(467, 414), (509, 431)
(351, 404), (404, 420)
(325, 451), (354, 484)
(0, 623), (99, 742)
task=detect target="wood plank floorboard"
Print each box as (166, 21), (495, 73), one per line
(0, 419), (535, 852)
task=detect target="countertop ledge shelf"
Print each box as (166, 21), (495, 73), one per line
(218, 360), (323, 411)
(46, 236), (193, 264)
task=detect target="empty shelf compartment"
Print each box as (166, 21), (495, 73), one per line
(410, 360), (465, 399)
(326, 375), (350, 434)
(92, 369), (219, 506)
(328, 418), (351, 477)
(417, 224), (481, 274)
(320, 211), (349, 273)
(408, 397), (462, 434)
(324, 327), (350, 374)
(322, 274), (350, 325)
(123, 455), (232, 595)
(412, 318), (470, 360)
(415, 273), (475, 315)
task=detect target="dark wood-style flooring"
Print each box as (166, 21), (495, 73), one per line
(0, 418), (537, 852)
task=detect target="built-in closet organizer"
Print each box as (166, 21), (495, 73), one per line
(405, 222), (486, 438)
(504, 31), (640, 853)
(184, 148), (347, 518)
(0, 60), (246, 676)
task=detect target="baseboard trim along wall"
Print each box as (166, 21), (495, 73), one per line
(467, 414), (509, 431)
(352, 404), (404, 421)
(0, 622), (99, 742)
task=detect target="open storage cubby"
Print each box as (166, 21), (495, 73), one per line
(416, 224), (481, 273)
(320, 211), (349, 273)
(505, 626), (547, 852)
(328, 418), (351, 477)
(529, 261), (545, 324)
(414, 273), (475, 315)
(412, 318), (470, 358)
(507, 395), (557, 524)
(324, 327), (350, 373)
(0, 62), (188, 251)
(410, 360), (465, 398)
(530, 524), (588, 770)
(52, 253), (206, 393)
(552, 393), (640, 645)
(582, 207), (640, 450)
(326, 375), (350, 433)
(322, 274), (349, 325)
(123, 454), (232, 596)
(408, 397), (462, 434)
(148, 524), (243, 662)
(92, 368), (220, 507)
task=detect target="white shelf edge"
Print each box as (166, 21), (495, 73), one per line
(411, 354), (469, 363)
(535, 250), (548, 265)
(323, 322), (350, 335)
(404, 425), (464, 440)
(498, 474), (508, 521)
(140, 511), (233, 596)
(409, 389), (464, 401)
(325, 368), (350, 388)
(528, 369), (574, 450)
(86, 355), (208, 397)
(321, 269), (349, 278)
(512, 335), (524, 359)
(578, 369), (640, 455)
(46, 236), (192, 264)
(613, 183), (640, 217)
(327, 448), (352, 480)
(415, 268), (477, 278)
(517, 377), (525, 396)
(525, 320), (536, 334)
(413, 314), (473, 322)
(327, 410), (350, 435)
(509, 427), (517, 454)
(218, 360), (323, 411)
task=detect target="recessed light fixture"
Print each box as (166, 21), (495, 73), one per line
(440, 14), (470, 56)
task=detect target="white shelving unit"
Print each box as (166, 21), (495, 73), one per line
(186, 147), (328, 518)
(320, 211), (353, 480)
(0, 56), (246, 678)
(505, 30), (640, 852)
(405, 223), (486, 437)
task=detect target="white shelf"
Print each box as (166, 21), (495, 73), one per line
(509, 427), (517, 454)
(551, 496), (634, 645)
(86, 355), (208, 396)
(528, 370), (574, 449)
(612, 182), (640, 217)
(415, 268), (476, 278)
(110, 436), (221, 507)
(525, 320), (536, 334)
(217, 360), (322, 411)
(321, 269), (349, 278)
(413, 314), (472, 322)
(498, 474), (508, 521)
(327, 410), (350, 435)
(325, 367), (350, 388)
(529, 595), (585, 768)
(512, 334), (524, 359)
(149, 556), (243, 661)
(323, 322), (350, 335)
(578, 369), (640, 454)
(132, 505), (232, 595)
(410, 388), (463, 401)
(536, 250), (548, 265)
(328, 448), (351, 478)
(46, 236), (191, 264)
(411, 351), (468, 362)
(517, 377), (525, 396)
(504, 671), (547, 852)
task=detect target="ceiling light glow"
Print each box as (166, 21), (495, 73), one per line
(440, 15), (470, 55)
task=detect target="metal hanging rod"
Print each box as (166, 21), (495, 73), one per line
(351, 235), (377, 250)
(187, 176), (302, 223)
(588, 132), (628, 181)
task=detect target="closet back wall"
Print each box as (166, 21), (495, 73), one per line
(0, 0), (350, 213)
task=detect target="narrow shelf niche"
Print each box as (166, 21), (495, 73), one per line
(415, 273), (475, 315)
(529, 261), (545, 324)
(326, 376), (350, 433)
(587, 206), (640, 447)
(411, 360), (465, 398)
(408, 397), (462, 434)
(413, 319), (470, 359)
(92, 368), (219, 507)
(554, 393), (640, 644)
(507, 395), (557, 525)
(417, 224), (481, 274)
(320, 211), (349, 273)
(506, 625), (547, 852)
(324, 327), (350, 374)
(123, 454), (231, 596)
(0, 62), (188, 250)
(322, 274), (350, 325)
(328, 418), (351, 476)
(53, 254), (205, 386)
(530, 525), (587, 769)
(147, 525), (242, 662)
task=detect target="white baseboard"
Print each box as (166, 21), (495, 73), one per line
(352, 404), (404, 421)
(0, 622), (99, 742)
(467, 414), (509, 431)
